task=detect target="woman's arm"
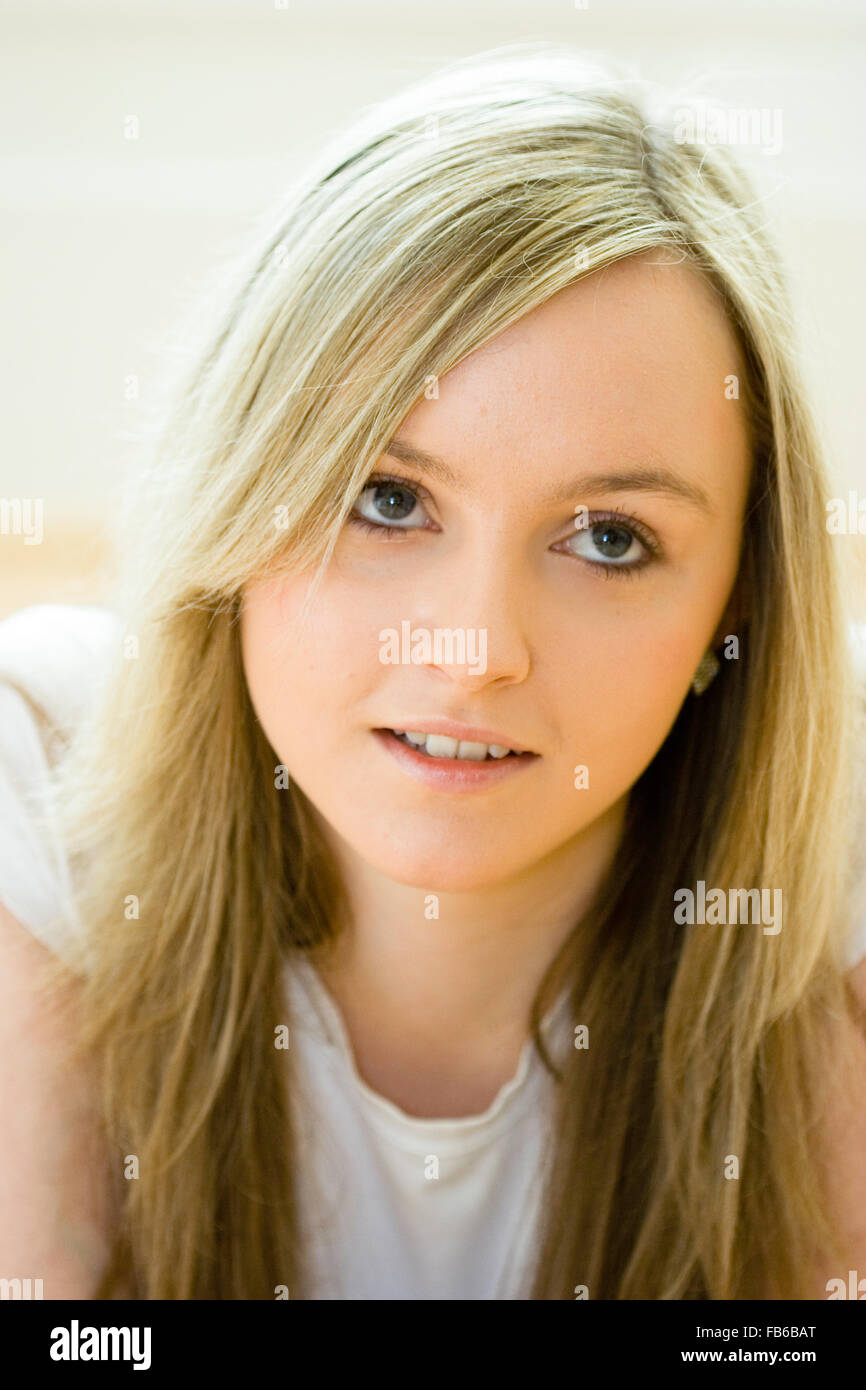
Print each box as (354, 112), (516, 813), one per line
(0, 898), (117, 1299)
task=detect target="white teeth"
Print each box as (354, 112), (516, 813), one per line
(425, 734), (459, 759)
(457, 740), (488, 761)
(395, 730), (517, 761)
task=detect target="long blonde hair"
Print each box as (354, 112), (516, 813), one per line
(38, 42), (865, 1298)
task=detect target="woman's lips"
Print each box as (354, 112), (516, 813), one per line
(372, 727), (539, 793)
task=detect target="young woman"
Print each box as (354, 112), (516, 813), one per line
(2, 43), (866, 1301)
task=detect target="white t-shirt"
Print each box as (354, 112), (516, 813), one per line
(2, 602), (866, 1301)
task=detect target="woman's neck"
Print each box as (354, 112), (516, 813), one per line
(305, 795), (627, 1117)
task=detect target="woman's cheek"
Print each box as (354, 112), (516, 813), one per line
(556, 625), (707, 786)
(240, 577), (385, 759)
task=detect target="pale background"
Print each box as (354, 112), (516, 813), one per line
(2, 0), (865, 617)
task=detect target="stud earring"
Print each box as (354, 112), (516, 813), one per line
(691, 649), (721, 696)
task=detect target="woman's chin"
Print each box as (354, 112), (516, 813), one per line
(353, 843), (524, 894)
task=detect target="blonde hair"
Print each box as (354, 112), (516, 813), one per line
(39, 41), (865, 1298)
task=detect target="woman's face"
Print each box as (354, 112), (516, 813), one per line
(240, 252), (752, 892)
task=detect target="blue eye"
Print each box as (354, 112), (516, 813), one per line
(565, 516), (651, 571)
(352, 475), (430, 534)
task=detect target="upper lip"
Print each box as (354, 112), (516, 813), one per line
(379, 719), (537, 755)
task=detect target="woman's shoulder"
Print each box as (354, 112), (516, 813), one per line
(0, 602), (121, 732)
(0, 603), (121, 963)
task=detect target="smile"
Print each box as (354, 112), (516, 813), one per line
(390, 729), (525, 761)
(373, 728), (539, 792)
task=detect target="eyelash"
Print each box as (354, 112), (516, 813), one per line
(349, 471), (661, 579)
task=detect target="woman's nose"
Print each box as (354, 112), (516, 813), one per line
(409, 542), (533, 690)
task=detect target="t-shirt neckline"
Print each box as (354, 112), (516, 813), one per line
(286, 952), (572, 1151)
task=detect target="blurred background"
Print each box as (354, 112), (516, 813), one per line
(2, 0), (865, 619)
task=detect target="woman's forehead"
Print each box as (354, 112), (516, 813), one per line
(394, 253), (752, 514)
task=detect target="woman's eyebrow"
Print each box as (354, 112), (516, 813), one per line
(384, 437), (716, 516)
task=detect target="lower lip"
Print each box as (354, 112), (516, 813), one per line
(372, 728), (539, 793)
